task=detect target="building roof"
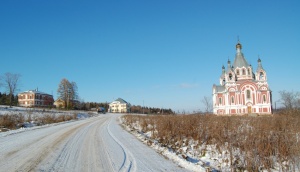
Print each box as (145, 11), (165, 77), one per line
(19, 89), (52, 96)
(214, 85), (225, 93)
(233, 53), (249, 68)
(256, 58), (265, 72)
(54, 98), (64, 102)
(111, 98), (130, 104)
(233, 42), (250, 68)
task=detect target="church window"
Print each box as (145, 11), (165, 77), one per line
(242, 69), (246, 75)
(229, 73), (232, 80)
(236, 69), (240, 75)
(247, 68), (250, 75)
(263, 95), (266, 103)
(231, 96), (234, 104)
(260, 72), (264, 80)
(246, 90), (251, 99)
(219, 97), (222, 105)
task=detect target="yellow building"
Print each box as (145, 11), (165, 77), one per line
(54, 98), (65, 108)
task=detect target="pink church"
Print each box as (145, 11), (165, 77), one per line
(212, 41), (272, 115)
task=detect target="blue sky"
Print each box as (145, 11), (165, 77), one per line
(1, 0), (299, 112)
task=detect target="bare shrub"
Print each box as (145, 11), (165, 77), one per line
(0, 114), (25, 129)
(122, 112), (300, 171)
(40, 114), (56, 124)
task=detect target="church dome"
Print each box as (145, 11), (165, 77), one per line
(236, 42), (242, 49)
(258, 58), (261, 63)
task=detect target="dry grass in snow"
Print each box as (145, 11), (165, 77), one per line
(0, 106), (96, 131)
(122, 111), (300, 171)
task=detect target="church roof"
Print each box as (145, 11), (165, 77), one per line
(214, 85), (225, 93)
(256, 58), (264, 72)
(233, 42), (250, 68)
(233, 53), (249, 68)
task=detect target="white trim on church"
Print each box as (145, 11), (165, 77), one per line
(212, 41), (272, 115)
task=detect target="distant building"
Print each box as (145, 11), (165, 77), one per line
(18, 89), (54, 107)
(54, 98), (65, 108)
(212, 41), (272, 115)
(108, 98), (131, 113)
(53, 98), (80, 109)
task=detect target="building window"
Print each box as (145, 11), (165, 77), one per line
(242, 69), (246, 75)
(260, 72), (264, 80)
(219, 97), (222, 105)
(229, 73), (232, 80)
(248, 68), (251, 75)
(236, 69), (240, 75)
(263, 95), (266, 103)
(246, 90), (251, 99)
(231, 96), (234, 104)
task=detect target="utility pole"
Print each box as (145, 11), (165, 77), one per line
(143, 100), (144, 114)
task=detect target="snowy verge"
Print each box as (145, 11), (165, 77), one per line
(118, 116), (222, 172)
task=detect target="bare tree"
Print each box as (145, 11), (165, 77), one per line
(57, 78), (78, 109)
(57, 78), (69, 108)
(279, 90), (300, 110)
(1, 73), (21, 107)
(202, 96), (213, 114)
(70, 81), (78, 102)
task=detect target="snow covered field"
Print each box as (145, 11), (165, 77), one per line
(0, 112), (187, 172)
(0, 105), (93, 132)
(0, 105), (88, 118)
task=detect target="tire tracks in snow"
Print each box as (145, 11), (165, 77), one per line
(106, 117), (137, 172)
(45, 116), (115, 172)
(0, 114), (186, 172)
(0, 118), (94, 172)
(15, 122), (88, 172)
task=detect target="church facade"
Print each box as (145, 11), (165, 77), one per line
(212, 41), (272, 115)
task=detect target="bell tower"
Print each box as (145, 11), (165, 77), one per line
(256, 58), (267, 81)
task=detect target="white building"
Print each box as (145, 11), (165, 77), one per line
(108, 98), (131, 113)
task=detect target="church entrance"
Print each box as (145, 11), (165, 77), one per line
(247, 106), (252, 113)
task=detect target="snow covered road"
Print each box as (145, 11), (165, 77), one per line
(0, 114), (187, 172)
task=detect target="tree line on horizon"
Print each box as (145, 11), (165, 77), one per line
(1, 72), (300, 113)
(0, 93), (18, 106)
(130, 105), (174, 114)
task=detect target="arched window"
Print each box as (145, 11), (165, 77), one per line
(236, 69), (240, 75)
(229, 73), (232, 80)
(219, 97), (222, 105)
(247, 68), (250, 75)
(260, 72), (264, 80)
(263, 95), (266, 103)
(231, 96), (234, 104)
(246, 90), (251, 99)
(242, 69), (246, 75)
